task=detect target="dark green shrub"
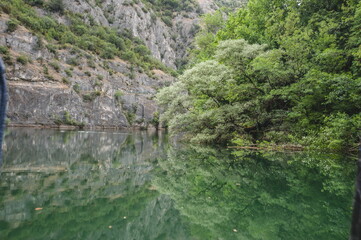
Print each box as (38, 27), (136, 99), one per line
(60, 32), (77, 44)
(0, 2), (12, 14)
(93, 81), (102, 87)
(82, 91), (101, 101)
(3, 55), (13, 65)
(121, 51), (135, 62)
(62, 77), (70, 84)
(65, 68), (72, 77)
(6, 20), (18, 33)
(134, 45), (151, 55)
(96, 74), (104, 81)
(67, 57), (79, 66)
(100, 46), (117, 59)
(34, 35), (44, 50)
(46, 0), (65, 13)
(25, 0), (44, 6)
(114, 90), (123, 101)
(108, 34), (126, 50)
(87, 60), (96, 68)
(95, 0), (105, 7)
(128, 71), (136, 79)
(46, 44), (57, 54)
(16, 55), (29, 65)
(125, 111), (136, 125)
(150, 111), (160, 127)
(71, 24), (87, 36)
(49, 61), (60, 72)
(46, 74), (55, 81)
(43, 65), (49, 74)
(0, 46), (9, 55)
(73, 83), (81, 93)
(55, 111), (85, 128)
(161, 16), (172, 27)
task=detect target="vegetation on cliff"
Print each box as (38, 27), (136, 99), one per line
(157, 0), (361, 152)
(0, 0), (176, 76)
(141, 0), (201, 25)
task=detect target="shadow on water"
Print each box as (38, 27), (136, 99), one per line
(0, 128), (356, 240)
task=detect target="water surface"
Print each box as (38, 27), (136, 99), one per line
(0, 128), (356, 239)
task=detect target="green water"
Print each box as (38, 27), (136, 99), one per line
(0, 128), (356, 240)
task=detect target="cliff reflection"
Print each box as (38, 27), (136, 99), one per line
(0, 128), (188, 240)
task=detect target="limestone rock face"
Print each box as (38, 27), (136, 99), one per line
(1, 14), (173, 128)
(61, 0), (202, 68)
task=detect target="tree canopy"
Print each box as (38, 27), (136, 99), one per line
(157, 0), (361, 152)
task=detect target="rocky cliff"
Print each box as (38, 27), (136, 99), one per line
(61, 0), (200, 69)
(0, 0), (243, 129)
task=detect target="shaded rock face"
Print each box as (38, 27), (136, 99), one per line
(0, 14), (173, 128)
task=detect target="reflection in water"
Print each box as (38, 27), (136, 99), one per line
(153, 146), (355, 240)
(0, 128), (189, 240)
(0, 128), (356, 240)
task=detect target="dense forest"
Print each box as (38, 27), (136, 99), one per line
(157, 0), (361, 153)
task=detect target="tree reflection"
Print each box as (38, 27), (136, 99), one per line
(154, 145), (355, 240)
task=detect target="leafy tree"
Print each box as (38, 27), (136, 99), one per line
(158, 0), (361, 152)
(191, 10), (225, 62)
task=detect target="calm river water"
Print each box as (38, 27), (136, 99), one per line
(0, 128), (356, 239)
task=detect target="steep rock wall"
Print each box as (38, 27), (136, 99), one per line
(0, 14), (173, 128)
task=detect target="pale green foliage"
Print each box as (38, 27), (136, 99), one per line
(157, 81), (192, 125)
(182, 60), (235, 101)
(215, 39), (266, 69)
(157, 40), (268, 143)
